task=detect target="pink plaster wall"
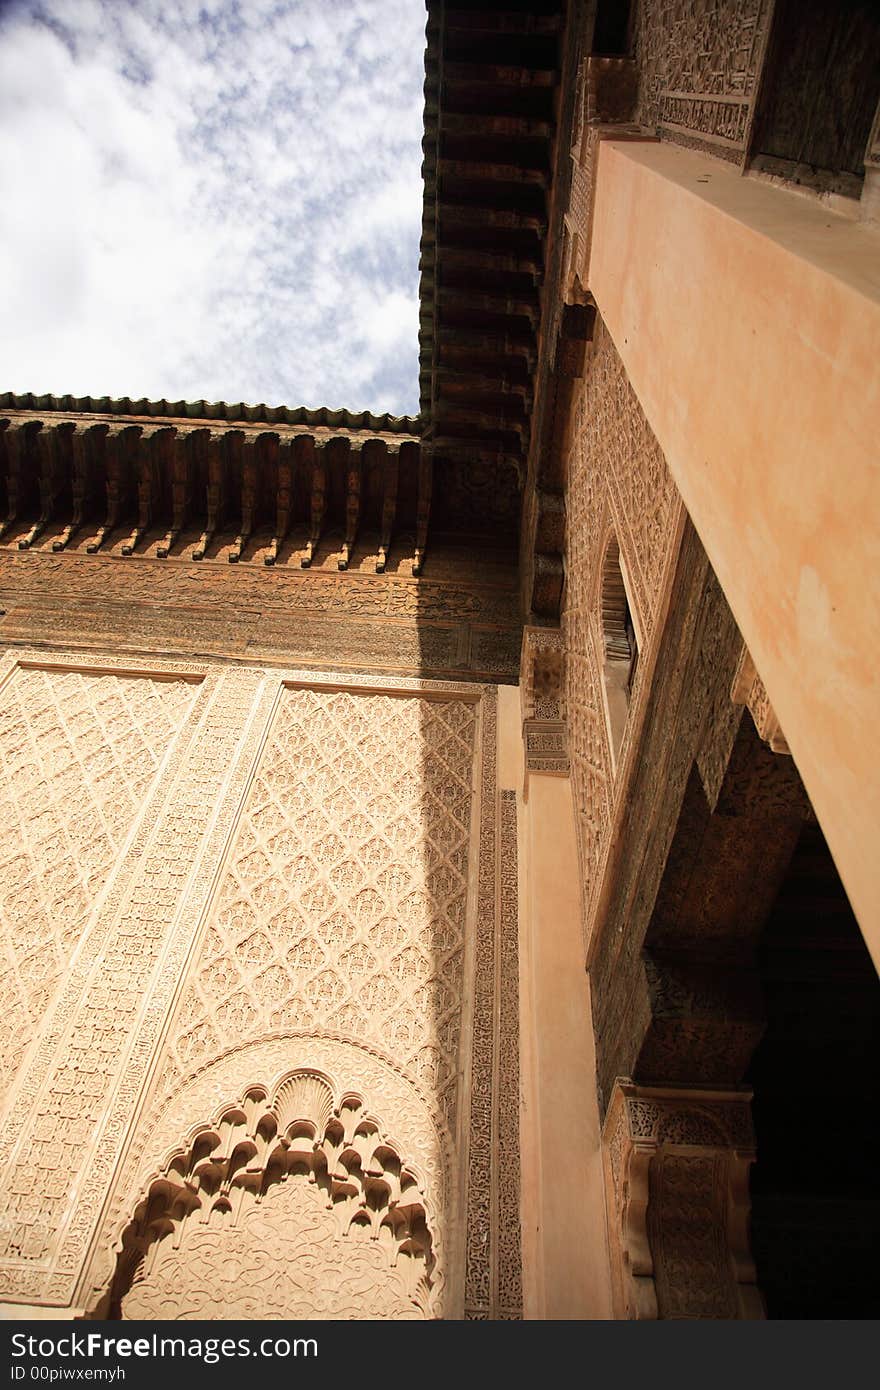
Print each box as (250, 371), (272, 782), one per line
(589, 139), (880, 968)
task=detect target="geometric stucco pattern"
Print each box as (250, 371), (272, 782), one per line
(0, 657), (273, 1306)
(0, 666), (196, 1094)
(166, 687), (477, 1129)
(564, 317), (683, 933)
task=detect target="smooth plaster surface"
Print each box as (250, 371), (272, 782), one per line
(589, 139), (880, 970)
(518, 766), (613, 1319)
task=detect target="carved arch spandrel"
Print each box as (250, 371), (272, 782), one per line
(89, 1068), (441, 1321)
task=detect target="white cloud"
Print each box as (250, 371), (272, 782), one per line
(0, 0), (426, 414)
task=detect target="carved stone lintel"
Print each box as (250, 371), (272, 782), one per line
(731, 644), (790, 755)
(520, 626), (569, 775)
(602, 1080), (762, 1321)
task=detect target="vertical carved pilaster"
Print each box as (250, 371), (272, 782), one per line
(602, 1081), (762, 1320)
(520, 626), (569, 776)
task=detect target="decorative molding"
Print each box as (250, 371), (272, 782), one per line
(731, 643), (790, 755)
(464, 700), (523, 1318)
(0, 548), (522, 683)
(602, 1080), (762, 1320)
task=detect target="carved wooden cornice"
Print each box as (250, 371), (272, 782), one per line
(419, 1), (568, 513)
(0, 411), (428, 574)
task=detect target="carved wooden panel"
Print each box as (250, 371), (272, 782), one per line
(633, 0), (772, 161)
(0, 548), (521, 682)
(0, 667), (196, 1094)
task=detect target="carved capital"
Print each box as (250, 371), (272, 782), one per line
(520, 626), (569, 775)
(602, 1080), (762, 1320)
(731, 645), (790, 755)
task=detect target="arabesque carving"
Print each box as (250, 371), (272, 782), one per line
(564, 318), (683, 914)
(603, 1080), (761, 1320)
(520, 627), (568, 775)
(0, 658), (273, 1307)
(731, 644), (790, 755)
(634, 0), (773, 161)
(0, 665), (196, 1095)
(166, 687), (478, 1126)
(102, 1070), (437, 1320)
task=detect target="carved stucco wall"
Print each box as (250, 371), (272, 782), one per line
(564, 317), (684, 941)
(633, 0), (773, 162)
(0, 666), (196, 1093)
(163, 686), (476, 1121)
(0, 653), (521, 1320)
(122, 1175), (424, 1321)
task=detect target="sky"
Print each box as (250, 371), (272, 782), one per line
(0, 0), (426, 414)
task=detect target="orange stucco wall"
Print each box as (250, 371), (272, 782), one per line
(588, 139), (880, 970)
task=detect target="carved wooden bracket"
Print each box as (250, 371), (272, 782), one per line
(602, 1080), (762, 1320)
(731, 644), (790, 755)
(520, 625), (569, 775)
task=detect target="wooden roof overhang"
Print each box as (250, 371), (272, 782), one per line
(419, 1), (569, 535)
(0, 397), (425, 573)
(1, 2), (586, 593)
